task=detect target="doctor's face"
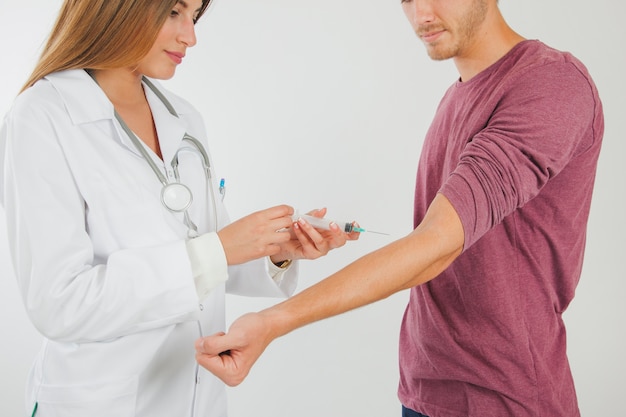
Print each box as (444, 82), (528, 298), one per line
(136, 0), (203, 80)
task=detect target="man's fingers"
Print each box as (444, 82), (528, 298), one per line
(195, 351), (247, 387)
(195, 313), (269, 386)
(195, 333), (232, 355)
(194, 334), (244, 386)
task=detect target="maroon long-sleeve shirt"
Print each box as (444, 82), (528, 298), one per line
(398, 40), (604, 417)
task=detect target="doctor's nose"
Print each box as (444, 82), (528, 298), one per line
(179, 19), (197, 47)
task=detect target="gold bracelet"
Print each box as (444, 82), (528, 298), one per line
(273, 259), (292, 269)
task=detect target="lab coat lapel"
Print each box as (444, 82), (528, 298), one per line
(144, 83), (186, 165)
(46, 69), (113, 126)
(45, 70), (163, 158)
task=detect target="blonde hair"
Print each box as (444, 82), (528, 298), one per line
(21, 0), (211, 93)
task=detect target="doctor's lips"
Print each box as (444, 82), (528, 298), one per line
(166, 51), (185, 64)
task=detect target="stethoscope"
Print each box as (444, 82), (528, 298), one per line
(89, 71), (218, 238)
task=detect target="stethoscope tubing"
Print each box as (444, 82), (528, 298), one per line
(89, 71), (218, 237)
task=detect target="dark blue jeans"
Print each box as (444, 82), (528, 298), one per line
(402, 406), (429, 417)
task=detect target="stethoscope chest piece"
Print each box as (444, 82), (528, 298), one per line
(161, 182), (193, 212)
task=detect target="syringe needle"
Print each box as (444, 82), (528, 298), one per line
(363, 230), (390, 235)
(294, 213), (390, 236)
(348, 226), (389, 235)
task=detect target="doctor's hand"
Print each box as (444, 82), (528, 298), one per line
(270, 208), (360, 264)
(217, 205), (295, 265)
(195, 312), (275, 387)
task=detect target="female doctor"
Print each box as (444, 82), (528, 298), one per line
(0, 0), (356, 416)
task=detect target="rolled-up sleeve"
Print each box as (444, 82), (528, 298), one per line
(440, 62), (599, 250)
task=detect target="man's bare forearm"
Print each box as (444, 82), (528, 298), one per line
(259, 193), (464, 340)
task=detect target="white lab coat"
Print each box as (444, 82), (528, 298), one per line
(0, 69), (298, 417)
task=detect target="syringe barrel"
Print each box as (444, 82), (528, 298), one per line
(292, 213), (354, 233)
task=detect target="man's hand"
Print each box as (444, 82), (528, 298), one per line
(195, 312), (275, 386)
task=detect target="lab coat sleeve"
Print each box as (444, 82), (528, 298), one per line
(0, 100), (202, 344)
(186, 232), (298, 299)
(186, 232), (229, 299)
(226, 257), (299, 298)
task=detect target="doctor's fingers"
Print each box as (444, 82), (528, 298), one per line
(241, 207), (294, 234)
(220, 209), (292, 242)
(305, 207), (328, 218)
(293, 219), (346, 256)
(299, 217), (349, 250)
(218, 226), (291, 265)
(252, 204), (294, 223)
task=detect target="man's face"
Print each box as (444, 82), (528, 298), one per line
(401, 0), (489, 61)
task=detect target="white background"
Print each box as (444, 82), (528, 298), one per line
(1, 0), (624, 415)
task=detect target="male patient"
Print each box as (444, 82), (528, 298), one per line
(195, 0), (604, 416)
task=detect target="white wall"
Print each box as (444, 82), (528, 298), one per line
(1, 0), (624, 415)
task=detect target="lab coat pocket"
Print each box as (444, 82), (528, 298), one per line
(35, 375), (138, 417)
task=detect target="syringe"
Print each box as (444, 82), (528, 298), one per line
(292, 213), (388, 235)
